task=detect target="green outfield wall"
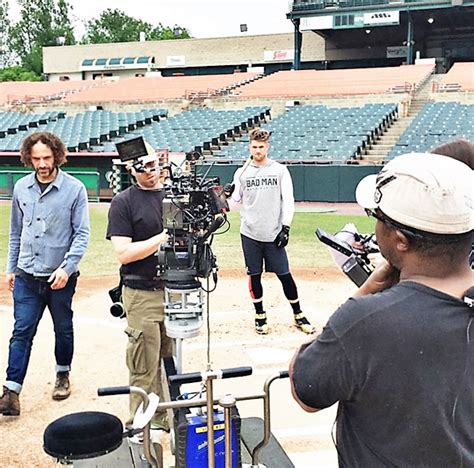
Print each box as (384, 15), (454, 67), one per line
(205, 164), (381, 202)
(0, 162), (381, 202)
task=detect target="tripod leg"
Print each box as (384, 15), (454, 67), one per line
(162, 356), (179, 456)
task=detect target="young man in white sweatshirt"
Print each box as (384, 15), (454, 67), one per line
(228, 128), (314, 335)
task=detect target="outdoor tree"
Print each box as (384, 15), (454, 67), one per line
(10, 0), (76, 76)
(0, 65), (42, 81)
(82, 8), (190, 44)
(0, 0), (11, 68)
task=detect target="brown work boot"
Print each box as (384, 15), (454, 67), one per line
(0, 386), (20, 416)
(52, 372), (71, 401)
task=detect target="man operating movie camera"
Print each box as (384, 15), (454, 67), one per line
(106, 136), (228, 430)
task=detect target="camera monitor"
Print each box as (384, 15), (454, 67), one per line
(315, 228), (353, 257)
(116, 137), (148, 162)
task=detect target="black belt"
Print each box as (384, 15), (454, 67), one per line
(122, 274), (161, 282)
(122, 274), (164, 291)
(17, 269), (79, 282)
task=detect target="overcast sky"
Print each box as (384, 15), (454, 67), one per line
(10, 0), (295, 39)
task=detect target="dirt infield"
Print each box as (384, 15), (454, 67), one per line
(0, 267), (354, 468)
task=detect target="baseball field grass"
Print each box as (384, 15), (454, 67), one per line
(0, 204), (376, 276)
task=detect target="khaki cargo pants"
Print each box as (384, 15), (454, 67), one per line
(122, 286), (173, 429)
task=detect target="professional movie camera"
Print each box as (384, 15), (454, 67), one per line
(316, 224), (378, 287)
(157, 149), (229, 346)
(157, 149), (229, 284)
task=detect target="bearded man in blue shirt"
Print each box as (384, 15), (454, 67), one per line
(1, 132), (90, 416)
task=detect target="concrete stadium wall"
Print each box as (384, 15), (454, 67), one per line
(207, 93), (408, 117)
(43, 32), (325, 78)
(29, 99), (189, 116)
(431, 92), (474, 103)
(25, 92), (409, 118)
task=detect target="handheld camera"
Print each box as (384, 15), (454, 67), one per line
(108, 283), (125, 319)
(315, 227), (375, 287)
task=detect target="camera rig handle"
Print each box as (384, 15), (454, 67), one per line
(97, 385), (131, 396)
(168, 366), (253, 385)
(97, 385), (159, 467)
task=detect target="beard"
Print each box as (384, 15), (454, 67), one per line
(137, 173), (160, 189)
(36, 166), (55, 177)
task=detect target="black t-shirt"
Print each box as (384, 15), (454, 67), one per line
(106, 185), (165, 289)
(292, 282), (474, 467)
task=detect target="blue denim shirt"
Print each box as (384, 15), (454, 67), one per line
(7, 169), (90, 277)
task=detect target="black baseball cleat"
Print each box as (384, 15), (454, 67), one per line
(294, 312), (316, 334)
(255, 312), (269, 335)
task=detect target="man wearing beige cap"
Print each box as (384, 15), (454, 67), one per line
(290, 153), (473, 466)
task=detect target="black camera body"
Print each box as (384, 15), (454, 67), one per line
(157, 150), (229, 285)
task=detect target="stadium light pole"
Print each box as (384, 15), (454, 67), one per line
(292, 18), (302, 70)
(406, 12), (414, 65)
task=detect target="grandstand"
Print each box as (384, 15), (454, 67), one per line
(0, 61), (472, 201)
(0, 107), (270, 154)
(387, 102), (474, 159)
(213, 103), (398, 163)
(437, 62), (474, 92)
(61, 73), (264, 104)
(0, 80), (110, 106)
(0, 65), (434, 106)
(234, 65), (434, 98)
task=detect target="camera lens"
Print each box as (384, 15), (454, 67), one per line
(110, 302), (125, 319)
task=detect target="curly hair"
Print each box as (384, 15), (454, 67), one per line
(20, 132), (67, 167)
(249, 128), (271, 142)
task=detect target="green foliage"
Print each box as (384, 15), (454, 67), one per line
(0, 0), (12, 67)
(81, 8), (190, 44)
(9, 0), (76, 75)
(0, 66), (42, 81)
(0, 205), (375, 277)
(152, 25), (191, 41)
(3, 2), (189, 76)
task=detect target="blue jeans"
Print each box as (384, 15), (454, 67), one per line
(5, 274), (77, 394)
